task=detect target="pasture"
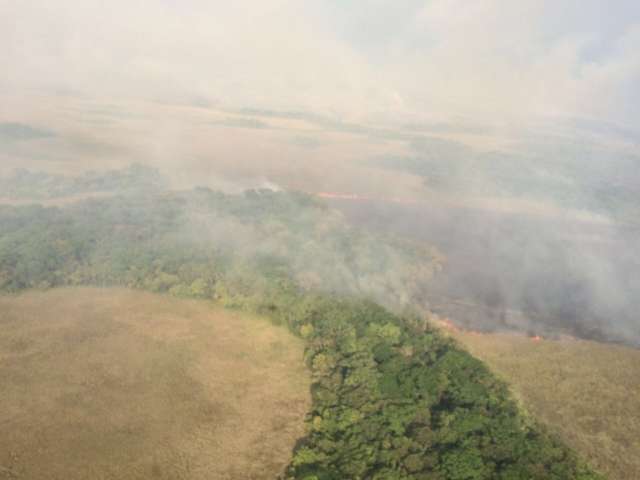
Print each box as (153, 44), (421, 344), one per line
(0, 288), (310, 479)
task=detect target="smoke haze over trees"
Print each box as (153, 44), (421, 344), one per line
(1, 2), (639, 478)
(0, 175), (604, 478)
(1, 3), (638, 347)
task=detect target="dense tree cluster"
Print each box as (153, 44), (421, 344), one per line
(0, 164), (166, 200)
(268, 297), (601, 479)
(0, 184), (603, 479)
(0, 187), (441, 312)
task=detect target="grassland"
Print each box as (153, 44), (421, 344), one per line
(447, 328), (640, 480)
(0, 287), (310, 480)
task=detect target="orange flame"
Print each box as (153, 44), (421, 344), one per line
(437, 317), (546, 342)
(316, 192), (368, 201)
(315, 192), (418, 205)
(440, 318), (461, 333)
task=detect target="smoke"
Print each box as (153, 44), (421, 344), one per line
(330, 194), (640, 346)
(1, 1), (639, 346)
(2, 1), (640, 123)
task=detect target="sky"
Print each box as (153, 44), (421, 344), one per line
(2, 0), (639, 123)
(0, 0), (639, 196)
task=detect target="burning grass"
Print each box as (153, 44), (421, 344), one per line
(0, 287), (310, 479)
(447, 327), (640, 480)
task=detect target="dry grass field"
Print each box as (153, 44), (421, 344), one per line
(448, 328), (640, 480)
(0, 288), (310, 480)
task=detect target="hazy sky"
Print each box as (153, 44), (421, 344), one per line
(1, 1), (639, 199)
(2, 0), (639, 125)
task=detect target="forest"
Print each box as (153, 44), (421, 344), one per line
(0, 173), (603, 479)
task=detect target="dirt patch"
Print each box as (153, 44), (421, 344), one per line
(0, 287), (310, 480)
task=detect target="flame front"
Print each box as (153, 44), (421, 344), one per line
(315, 192), (418, 205)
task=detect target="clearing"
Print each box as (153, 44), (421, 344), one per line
(0, 287), (310, 480)
(449, 329), (640, 480)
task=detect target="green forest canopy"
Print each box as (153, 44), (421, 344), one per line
(0, 168), (603, 479)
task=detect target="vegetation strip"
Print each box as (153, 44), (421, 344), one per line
(0, 188), (603, 479)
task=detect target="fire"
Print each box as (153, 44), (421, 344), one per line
(315, 192), (419, 205)
(316, 192), (368, 201)
(437, 317), (545, 343)
(315, 190), (551, 344)
(440, 318), (461, 333)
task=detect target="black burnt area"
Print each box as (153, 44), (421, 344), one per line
(330, 198), (640, 348)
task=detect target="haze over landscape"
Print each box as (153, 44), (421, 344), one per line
(3, 0), (639, 345)
(3, 1), (639, 179)
(1, 1), (639, 479)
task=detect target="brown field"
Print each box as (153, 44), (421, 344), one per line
(0, 288), (310, 480)
(448, 328), (640, 480)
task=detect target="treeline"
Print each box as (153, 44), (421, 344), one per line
(0, 186), (602, 479)
(0, 187), (441, 312)
(0, 164), (166, 199)
(266, 295), (601, 480)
